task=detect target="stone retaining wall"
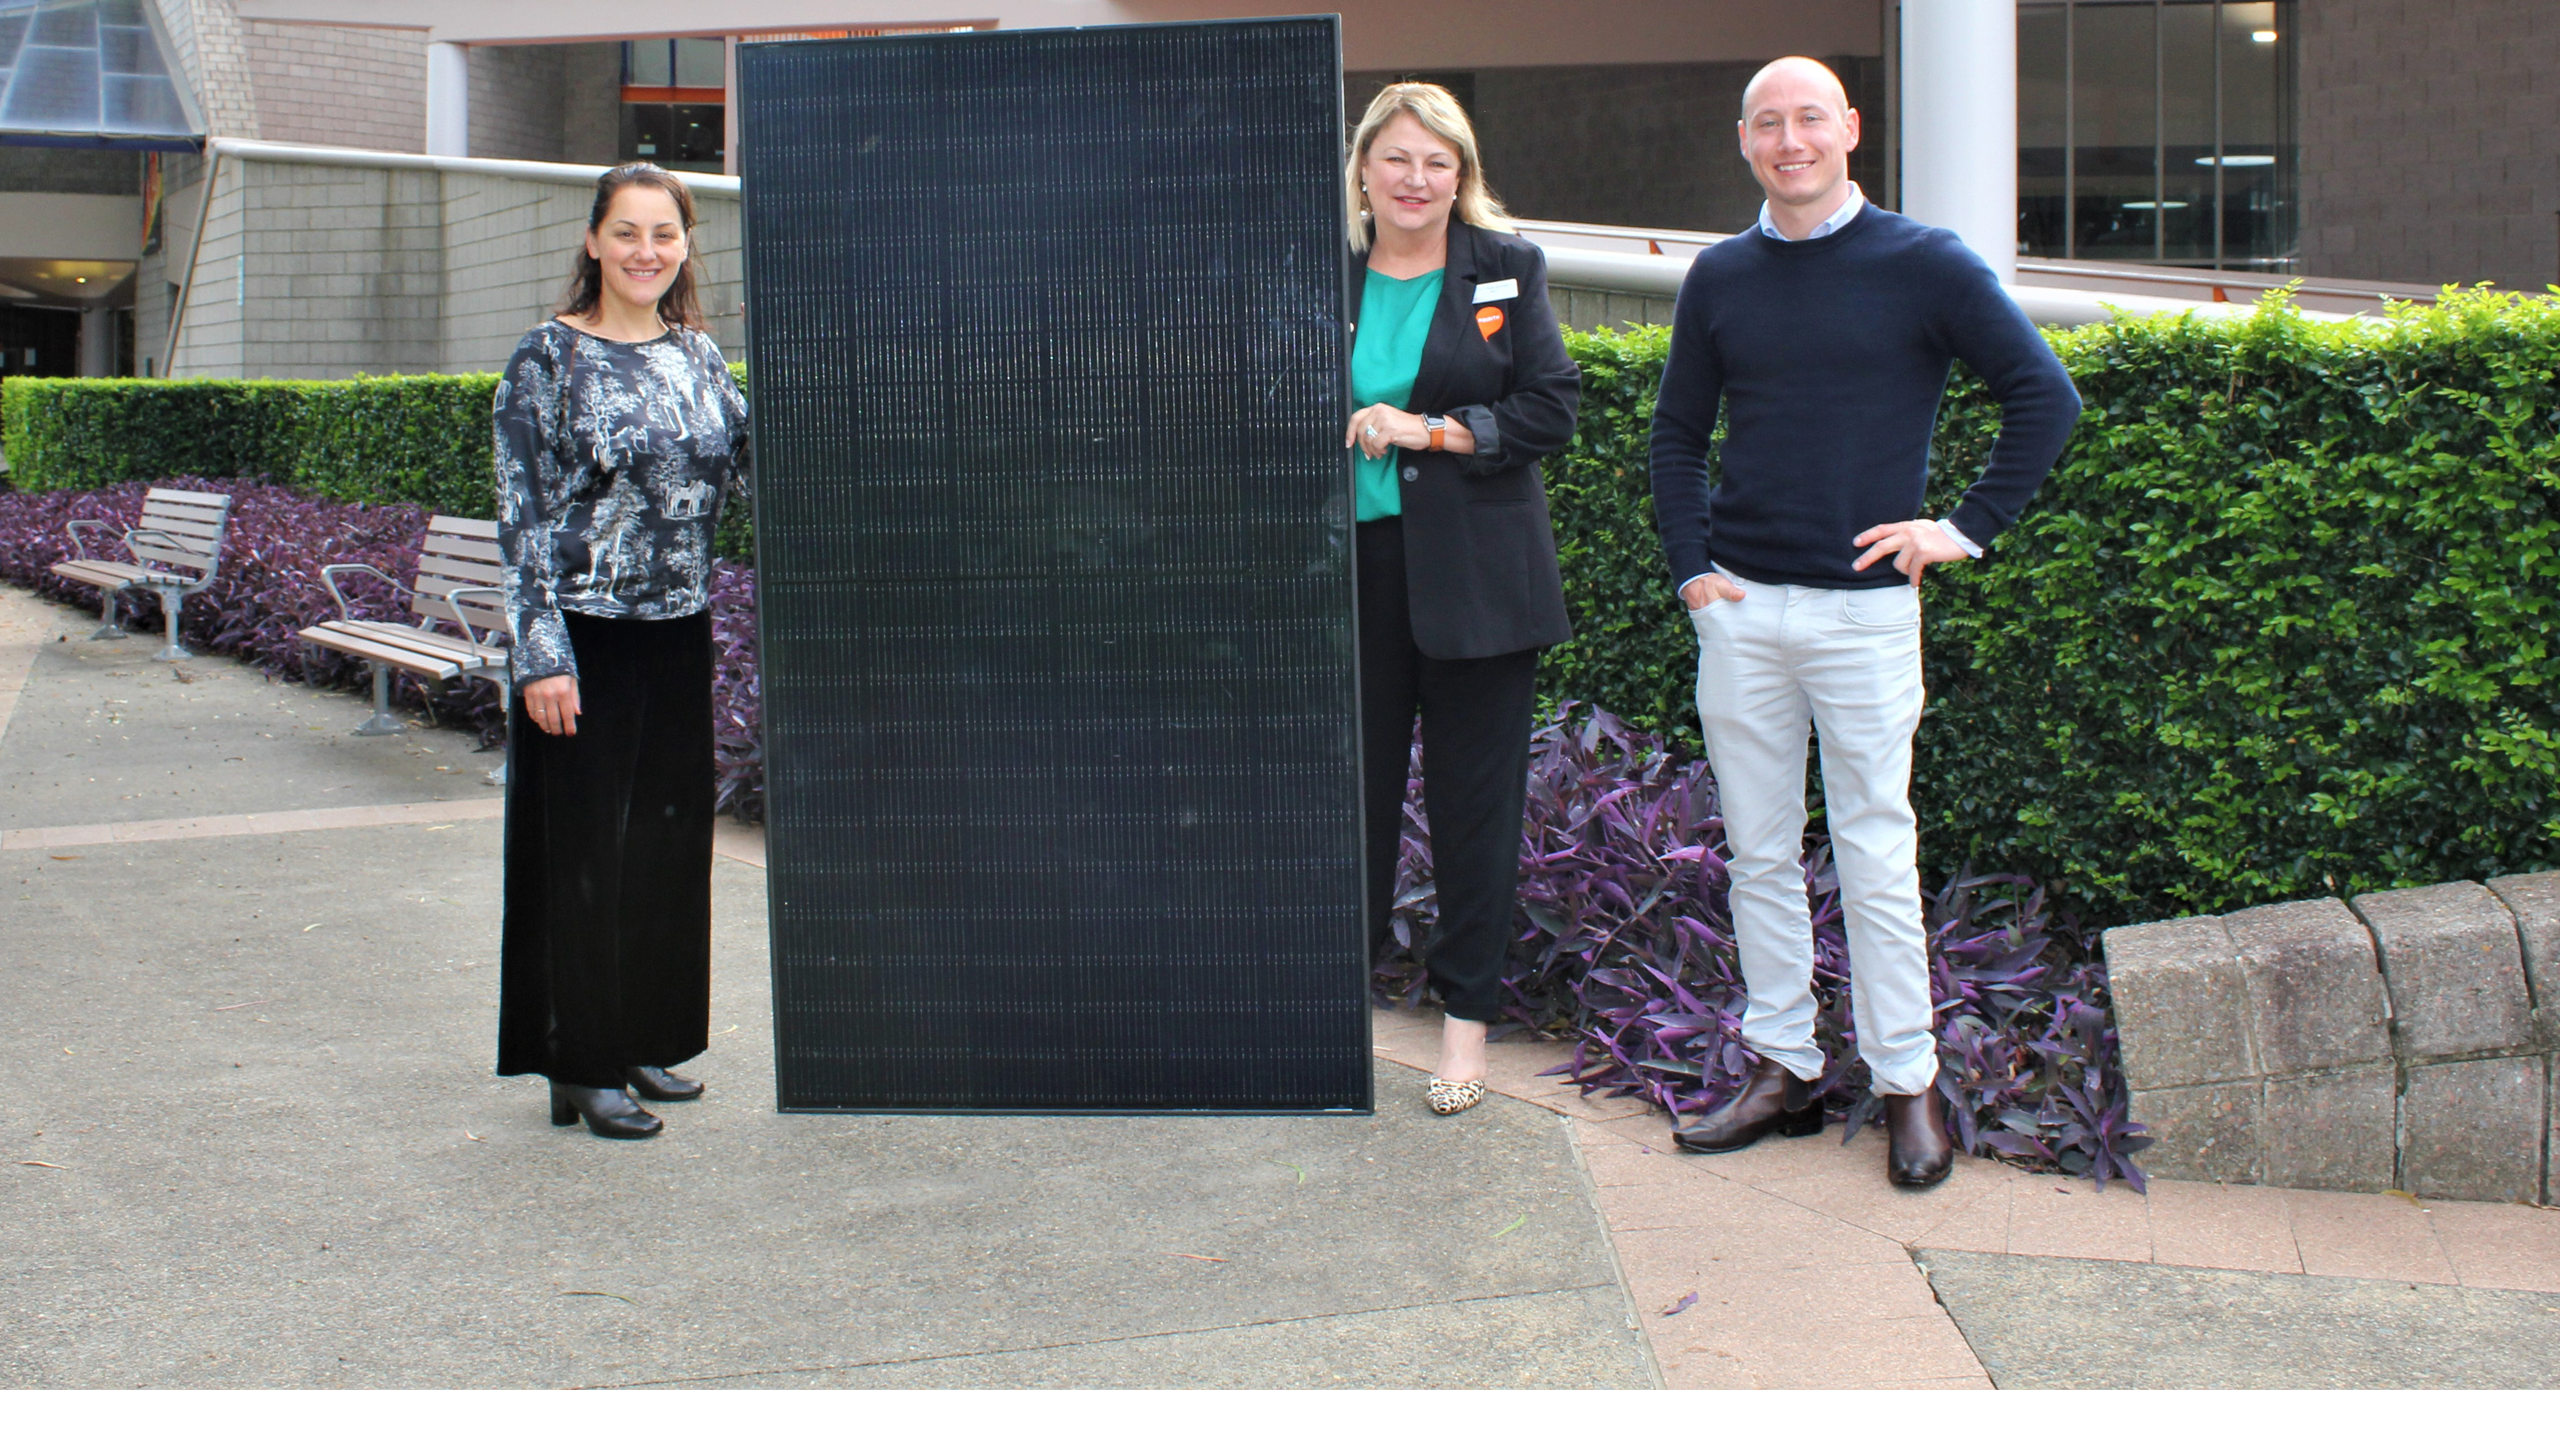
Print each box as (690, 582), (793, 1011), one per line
(2102, 873), (2558, 1204)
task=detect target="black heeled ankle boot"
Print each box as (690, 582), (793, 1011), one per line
(550, 1080), (663, 1139)
(627, 1065), (704, 1101)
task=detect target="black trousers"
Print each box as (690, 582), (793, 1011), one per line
(497, 611), (715, 1088)
(1358, 518), (1540, 1024)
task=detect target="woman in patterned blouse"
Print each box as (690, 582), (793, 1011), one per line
(491, 163), (750, 1140)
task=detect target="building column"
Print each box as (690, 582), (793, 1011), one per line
(426, 41), (470, 157)
(77, 304), (116, 377)
(1899, 0), (2016, 284)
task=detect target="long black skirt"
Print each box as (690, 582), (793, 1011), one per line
(496, 610), (714, 1088)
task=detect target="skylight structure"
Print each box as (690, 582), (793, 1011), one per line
(0, 0), (203, 149)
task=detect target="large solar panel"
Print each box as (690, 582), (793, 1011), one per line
(738, 18), (1366, 1113)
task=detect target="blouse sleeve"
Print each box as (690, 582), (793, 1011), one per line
(716, 342), (751, 505)
(494, 327), (580, 684)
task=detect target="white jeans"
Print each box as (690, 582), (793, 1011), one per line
(1688, 574), (1938, 1096)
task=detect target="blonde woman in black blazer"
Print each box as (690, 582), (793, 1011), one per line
(1344, 83), (1580, 1116)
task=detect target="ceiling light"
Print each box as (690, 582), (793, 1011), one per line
(2197, 155), (2278, 167)
(2252, 30), (2278, 42)
(75, 276), (87, 284)
(2122, 201), (2190, 210)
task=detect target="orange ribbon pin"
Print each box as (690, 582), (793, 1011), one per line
(1475, 305), (1505, 340)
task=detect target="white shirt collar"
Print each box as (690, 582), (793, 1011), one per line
(1756, 182), (1865, 242)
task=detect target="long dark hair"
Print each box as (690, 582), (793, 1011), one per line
(556, 163), (705, 330)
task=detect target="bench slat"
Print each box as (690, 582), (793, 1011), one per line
(332, 622), (496, 668)
(138, 516), (224, 543)
(50, 560), (152, 589)
(428, 515), (499, 539)
(298, 629), (468, 683)
(416, 551), (506, 583)
(144, 488), (231, 510)
(298, 620), (504, 678)
(420, 532), (503, 563)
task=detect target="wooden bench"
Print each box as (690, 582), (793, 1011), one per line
(50, 487), (235, 661)
(296, 515), (512, 784)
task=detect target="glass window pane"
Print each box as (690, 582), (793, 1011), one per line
(2018, 4), (2069, 258)
(625, 39), (672, 87)
(3, 41), (100, 126)
(674, 37), (725, 90)
(622, 101), (669, 159)
(2217, 0), (2296, 269)
(2158, 1), (2216, 261)
(670, 102), (723, 171)
(2072, 0), (2158, 261)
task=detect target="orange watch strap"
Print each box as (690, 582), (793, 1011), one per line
(1428, 419), (1445, 451)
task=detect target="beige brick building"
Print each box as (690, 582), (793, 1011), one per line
(1, 0), (2551, 382)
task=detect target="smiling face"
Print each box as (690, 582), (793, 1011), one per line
(584, 181), (687, 319)
(1737, 58), (1861, 221)
(1360, 110), (1461, 241)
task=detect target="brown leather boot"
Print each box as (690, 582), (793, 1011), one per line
(1882, 1085), (1955, 1188)
(1672, 1058), (1823, 1153)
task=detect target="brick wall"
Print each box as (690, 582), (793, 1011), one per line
(558, 44), (625, 167)
(241, 21), (427, 154)
(175, 0), (263, 139)
(469, 45), (568, 164)
(160, 155), (742, 380)
(2298, 0), (2560, 290)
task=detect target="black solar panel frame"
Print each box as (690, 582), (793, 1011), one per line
(739, 17), (1369, 1115)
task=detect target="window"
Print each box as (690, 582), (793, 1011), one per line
(620, 38), (726, 173)
(2018, 1), (2296, 270)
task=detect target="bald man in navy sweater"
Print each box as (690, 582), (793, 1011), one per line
(1649, 57), (2081, 1188)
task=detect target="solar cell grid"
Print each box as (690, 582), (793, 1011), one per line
(741, 19), (1364, 1113)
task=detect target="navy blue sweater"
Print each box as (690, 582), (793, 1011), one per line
(1648, 204), (2082, 590)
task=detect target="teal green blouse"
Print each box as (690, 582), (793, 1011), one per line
(1350, 267), (1444, 522)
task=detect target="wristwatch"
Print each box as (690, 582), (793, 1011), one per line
(1424, 414), (1446, 451)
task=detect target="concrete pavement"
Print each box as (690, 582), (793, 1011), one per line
(8, 579), (2560, 1389)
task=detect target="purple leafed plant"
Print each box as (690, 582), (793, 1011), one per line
(0, 480), (769, 822)
(1374, 704), (2151, 1189)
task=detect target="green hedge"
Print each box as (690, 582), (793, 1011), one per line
(1, 363), (755, 556)
(1549, 291), (2560, 923)
(11, 303), (2558, 924)
(1, 373), (504, 515)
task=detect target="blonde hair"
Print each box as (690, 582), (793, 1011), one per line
(1344, 82), (1513, 252)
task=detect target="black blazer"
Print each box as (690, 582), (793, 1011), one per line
(1350, 219), (1581, 660)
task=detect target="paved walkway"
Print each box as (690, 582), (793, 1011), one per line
(3, 582), (2556, 1388)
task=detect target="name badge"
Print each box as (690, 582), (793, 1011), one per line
(1471, 278), (1518, 303)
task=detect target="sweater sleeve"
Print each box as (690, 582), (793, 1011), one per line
(1930, 241), (2084, 550)
(1447, 244), (1580, 475)
(494, 329), (579, 684)
(1647, 255), (1724, 589)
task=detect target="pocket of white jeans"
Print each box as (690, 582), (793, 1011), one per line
(1686, 600), (1722, 637)
(1839, 585), (1920, 629)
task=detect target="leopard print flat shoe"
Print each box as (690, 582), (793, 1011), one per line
(1427, 1078), (1486, 1116)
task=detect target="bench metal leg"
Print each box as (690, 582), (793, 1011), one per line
(150, 587), (193, 661)
(90, 588), (130, 640)
(353, 662), (405, 736)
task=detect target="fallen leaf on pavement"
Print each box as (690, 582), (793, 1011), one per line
(1166, 1252), (1228, 1263)
(464, 1132), (486, 1143)
(1492, 1214), (1527, 1239)
(214, 1000), (271, 1012)
(1662, 1292), (1699, 1317)
(561, 1290), (634, 1303)
(48, 855), (80, 861)
(18, 1161), (67, 1170)
(1266, 1159), (1306, 1184)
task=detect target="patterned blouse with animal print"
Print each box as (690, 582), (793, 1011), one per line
(492, 319), (751, 684)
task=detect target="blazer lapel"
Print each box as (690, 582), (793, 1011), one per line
(1408, 221), (1481, 416)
